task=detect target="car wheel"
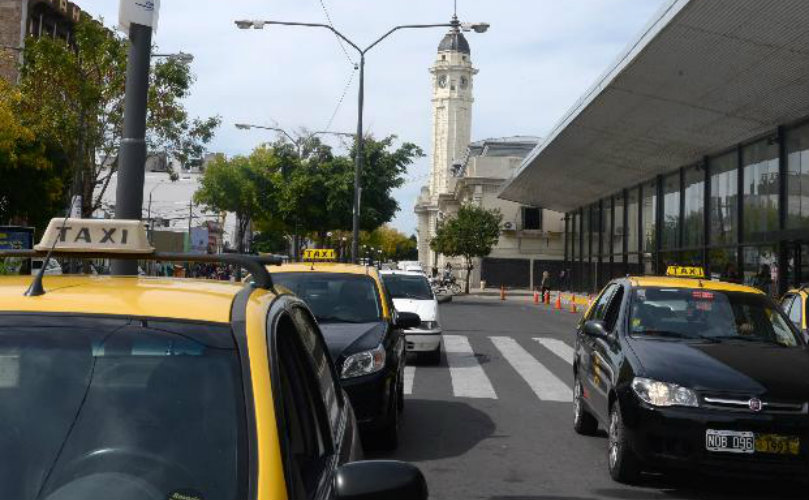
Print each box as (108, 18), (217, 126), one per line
(573, 378), (598, 435)
(421, 345), (442, 365)
(608, 400), (641, 484)
(450, 283), (462, 295)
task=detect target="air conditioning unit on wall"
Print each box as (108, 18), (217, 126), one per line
(501, 222), (515, 231)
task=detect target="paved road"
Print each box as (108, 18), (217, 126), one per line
(370, 296), (806, 500)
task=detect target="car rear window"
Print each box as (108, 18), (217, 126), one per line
(274, 272), (382, 323)
(0, 314), (247, 500)
(383, 274), (434, 300)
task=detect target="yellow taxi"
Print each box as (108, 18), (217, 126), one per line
(780, 287), (809, 336)
(268, 251), (420, 450)
(0, 219), (428, 500)
(574, 266), (809, 483)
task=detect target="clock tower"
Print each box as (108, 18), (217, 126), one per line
(415, 18), (478, 268)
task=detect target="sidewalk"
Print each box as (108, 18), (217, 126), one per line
(466, 288), (594, 306)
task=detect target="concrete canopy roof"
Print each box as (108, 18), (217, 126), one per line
(499, 0), (809, 212)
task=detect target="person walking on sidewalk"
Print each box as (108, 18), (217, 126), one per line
(540, 270), (551, 298)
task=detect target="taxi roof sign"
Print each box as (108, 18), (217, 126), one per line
(34, 218), (154, 254)
(302, 249), (336, 262)
(665, 266), (705, 279)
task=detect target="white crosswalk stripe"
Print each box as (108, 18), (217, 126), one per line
(403, 365), (415, 395)
(490, 336), (573, 402)
(443, 334), (497, 399)
(534, 338), (575, 365)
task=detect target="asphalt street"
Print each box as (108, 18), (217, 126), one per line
(369, 296), (807, 500)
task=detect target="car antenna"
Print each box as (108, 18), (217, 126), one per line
(25, 210), (71, 297)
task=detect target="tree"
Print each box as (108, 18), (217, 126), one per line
(361, 225), (418, 261)
(430, 205), (502, 293)
(16, 18), (220, 217)
(193, 155), (270, 253)
(0, 80), (69, 230)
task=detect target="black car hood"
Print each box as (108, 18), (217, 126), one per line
(319, 321), (387, 364)
(627, 337), (809, 399)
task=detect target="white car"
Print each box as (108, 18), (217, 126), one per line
(381, 270), (442, 364)
(30, 258), (63, 275)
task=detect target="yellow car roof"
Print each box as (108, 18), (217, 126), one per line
(269, 262), (378, 277)
(629, 276), (764, 295)
(0, 276), (246, 323)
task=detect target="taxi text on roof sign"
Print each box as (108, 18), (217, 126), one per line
(302, 249), (336, 261)
(34, 218), (154, 254)
(665, 266), (706, 279)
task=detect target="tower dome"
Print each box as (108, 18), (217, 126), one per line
(437, 29), (470, 54)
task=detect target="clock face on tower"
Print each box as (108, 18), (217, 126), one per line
(460, 76), (468, 89)
(438, 74), (448, 89)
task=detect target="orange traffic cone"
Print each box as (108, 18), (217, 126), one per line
(533, 290), (540, 305)
(554, 294), (562, 310)
(570, 300), (578, 314)
(500, 285), (506, 301)
(545, 291), (551, 305)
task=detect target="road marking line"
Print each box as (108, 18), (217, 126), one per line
(534, 338), (575, 365)
(443, 335), (497, 399)
(491, 336), (572, 402)
(404, 365), (415, 395)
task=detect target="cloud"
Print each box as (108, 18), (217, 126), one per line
(78, 0), (668, 234)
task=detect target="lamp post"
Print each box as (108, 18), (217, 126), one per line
(234, 17), (489, 263)
(234, 123), (353, 158)
(153, 52), (194, 64)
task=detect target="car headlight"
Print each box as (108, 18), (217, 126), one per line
(417, 321), (439, 330)
(631, 377), (699, 408)
(341, 345), (386, 379)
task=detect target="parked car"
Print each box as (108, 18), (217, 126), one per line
(381, 270), (443, 364)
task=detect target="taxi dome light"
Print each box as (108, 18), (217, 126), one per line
(34, 218), (154, 254)
(665, 266), (705, 279)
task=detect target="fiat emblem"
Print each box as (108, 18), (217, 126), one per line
(749, 398), (763, 412)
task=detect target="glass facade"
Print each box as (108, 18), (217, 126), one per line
(563, 118), (809, 294)
(787, 123), (809, 229)
(710, 151), (738, 246)
(742, 139), (779, 242)
(683, 165), (705, 248)
(661, 172), (680, 249)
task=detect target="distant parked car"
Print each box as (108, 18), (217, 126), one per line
(30, 258), (62, 275)
(381, 270), (442, 364)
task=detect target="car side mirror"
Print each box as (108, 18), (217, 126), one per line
(395, 311), (421, 330)
(584, 320), (609, 340)
(334, 460), (428, 500)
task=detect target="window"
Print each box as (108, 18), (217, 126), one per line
(0, 315), (247, 500)
(662, 172), (680, 249)
(683, 165), (705, 248)
(522, 207), (542, 230)
(383, 273), (434, 300)
(613, 194), (624, 257)
(590, 284), (617, 321)
(742, 139), (779, 242)
(604, 286), (625, 331)
(642, 180), (657, 252)
(710, 152), (738, 246)
(273, 273), (382, 323)
(786, 295), (802, 328)
(627, 187), (639, 253)
(787, 123), (809, 229)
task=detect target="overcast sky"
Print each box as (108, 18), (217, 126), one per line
(78, 0), (668, 234)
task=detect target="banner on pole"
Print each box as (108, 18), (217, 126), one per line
(118, 0), (161, 35)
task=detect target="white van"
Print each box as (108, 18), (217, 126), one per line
(380, 270), (442, 364)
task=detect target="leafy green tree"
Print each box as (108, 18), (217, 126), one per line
(193, 155), (270, 253)
(431, 205), (502, 293)
(16, 19), (220, 217)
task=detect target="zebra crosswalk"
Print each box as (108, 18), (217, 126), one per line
(404, 335), (576, 405)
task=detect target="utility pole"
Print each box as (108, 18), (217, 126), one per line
(111, 20), (152, 275)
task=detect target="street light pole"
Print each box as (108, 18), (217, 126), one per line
(235, 18), (489, 263)
(111, 22), (152, 276)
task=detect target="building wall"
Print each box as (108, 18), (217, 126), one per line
(0, 0), (25, 83)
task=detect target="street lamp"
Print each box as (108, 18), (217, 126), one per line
(153, 51), (194, 64)
(234, 15), (489, 263)
(234, 123), (353, 157)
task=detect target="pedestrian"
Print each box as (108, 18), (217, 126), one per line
(443, 262), (453, 282)
(752, 264), (772, 296)
(540, 270), (551, 297)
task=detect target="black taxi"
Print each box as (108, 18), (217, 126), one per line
(574, 266), (809, 483)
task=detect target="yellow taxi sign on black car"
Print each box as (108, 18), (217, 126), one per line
(665, 265), (705, 279)
(35, 218), (154, 253)
(302, 248), (336, 261)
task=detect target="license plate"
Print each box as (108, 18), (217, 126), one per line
(755, 434), (800, 455)
(706, 430), (800, 455)
(706, 430), (754, 454)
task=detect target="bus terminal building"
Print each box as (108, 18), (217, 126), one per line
(500, 0), (809, 295)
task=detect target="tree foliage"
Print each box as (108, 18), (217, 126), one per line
(430, 204), (502, 293)
(15, 19), (220, 218)
(361, 225), (418, 261)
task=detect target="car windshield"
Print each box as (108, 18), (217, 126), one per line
(629, 287), (802, 347)
(274, 272), (382, 323)
(0, 315), (246, 500)
(384, 274), (434, 300)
